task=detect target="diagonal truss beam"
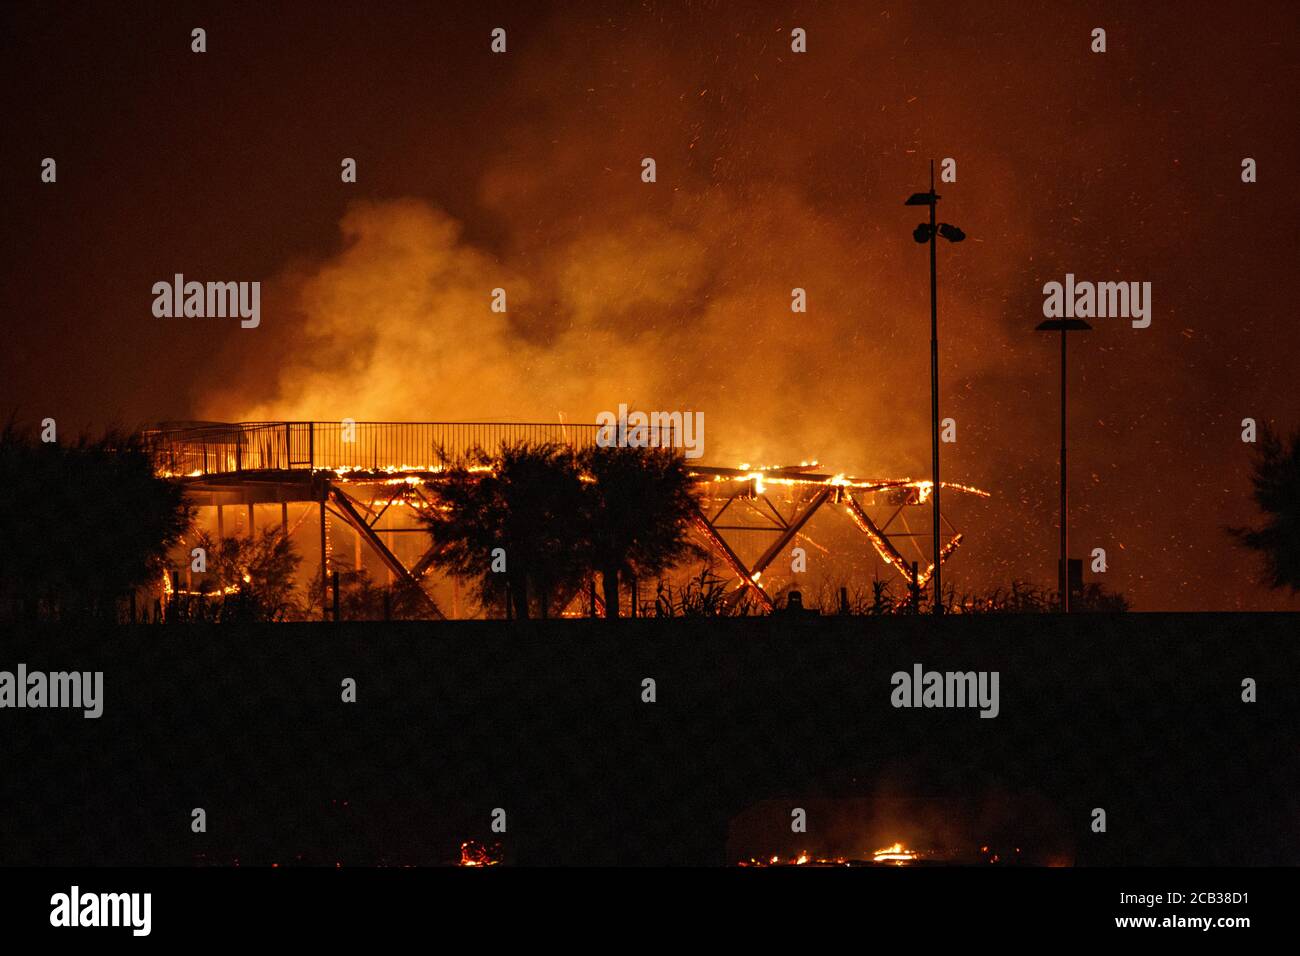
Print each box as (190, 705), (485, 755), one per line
(328, 484), (444, 619)
(839, 491), (913, 578)
(689, 505), (775, 612)
(839, 490), (962, 588)
(692, 483), (966, 611)
(750, 487), (832, 577)
(409, 540), (449, 581)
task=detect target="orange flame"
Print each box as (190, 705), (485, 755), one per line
(872, 842), (919, 864)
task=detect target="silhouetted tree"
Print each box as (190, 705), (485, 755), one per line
(1231, 422), (1300, 594)
(320, 560), (430, 621)
(0, 424), (192, 620)
(422, 442), (588, 619)
(579, 445), (701, 618)
(191, 527), (301, 621)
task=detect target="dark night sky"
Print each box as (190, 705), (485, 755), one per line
(2, 1), (1298, 609)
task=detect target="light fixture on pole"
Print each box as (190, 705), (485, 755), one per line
(904, 160), (964, 614)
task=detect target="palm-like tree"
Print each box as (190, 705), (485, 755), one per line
(422, 442), (588, 619)
(579, 445), (701, 618)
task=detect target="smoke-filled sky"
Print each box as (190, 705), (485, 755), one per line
(3, 1), (1298, 608)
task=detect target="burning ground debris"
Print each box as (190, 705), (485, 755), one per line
(738, 842), (1027, 867)
(728, 795), (1073, 868)
(458, 841), (504, 867)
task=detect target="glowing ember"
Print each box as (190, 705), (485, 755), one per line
(739, 850), (846, 867)
(458, 840), (502, 867)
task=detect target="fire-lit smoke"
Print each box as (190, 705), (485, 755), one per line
(203, 191), (1016, 476)
(202, 4), (1035, 479)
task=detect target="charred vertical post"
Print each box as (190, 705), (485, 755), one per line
(319, 480), (328, 622)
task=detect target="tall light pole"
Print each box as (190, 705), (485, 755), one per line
(1034, 316), (1090, 612)
(905, 161), (964, 614)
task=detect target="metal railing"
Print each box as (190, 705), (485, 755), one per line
(145, 421), (618, 476)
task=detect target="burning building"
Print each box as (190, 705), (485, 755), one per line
(146, 420), (988, 619)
